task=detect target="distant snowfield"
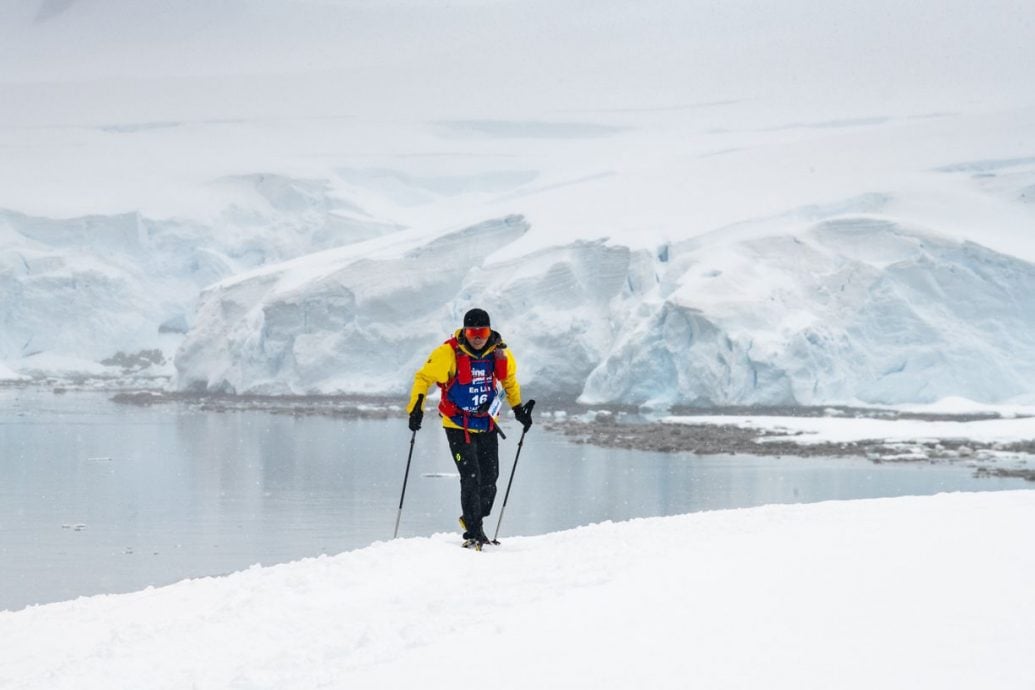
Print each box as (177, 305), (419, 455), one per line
(2, 491), (1033, 689)
(666, 411), (1035, 445)
(2, 0), (1035, 405)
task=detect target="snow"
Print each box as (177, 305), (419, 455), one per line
(0, 360), (27, 380)
(891, 396), (1035, 416)
(665, 412), (1035, 445)
(2, 490), (1032, 689)
(2, 0), (1035, 404)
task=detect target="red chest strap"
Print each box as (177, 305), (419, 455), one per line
(445, 337), (507, 385)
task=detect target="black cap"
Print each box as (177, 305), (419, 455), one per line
(463, 308), (491, 327)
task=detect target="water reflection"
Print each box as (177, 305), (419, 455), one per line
(0, 389), (1024, 610)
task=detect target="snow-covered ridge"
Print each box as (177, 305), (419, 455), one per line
(3, 492), (1033, 689)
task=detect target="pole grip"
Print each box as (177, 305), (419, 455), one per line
(394, 393), (423, 539)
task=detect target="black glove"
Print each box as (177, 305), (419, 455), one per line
(408, 394), (424, 432)
(513, 400), (535, 432)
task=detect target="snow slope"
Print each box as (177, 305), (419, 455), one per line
(2, 491), (1033, 689)
(2, 0), (1035, 404)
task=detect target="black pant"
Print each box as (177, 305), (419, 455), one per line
(445, 427), (499, 537)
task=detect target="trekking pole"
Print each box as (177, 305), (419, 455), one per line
(493, 399), (535, 542)
(393, 394), (423, 539)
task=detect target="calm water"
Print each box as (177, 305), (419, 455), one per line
(0, 388), (1025, 610)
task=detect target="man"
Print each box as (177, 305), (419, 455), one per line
(407, 308), (533, 549)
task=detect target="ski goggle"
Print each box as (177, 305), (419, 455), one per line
(464, 327), (491, 340)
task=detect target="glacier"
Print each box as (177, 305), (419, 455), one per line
(5, 135), (1035, 405)
(584, 217), (1035, 406)
(172, 196), (1035, 406)
(0, 174), (399, 377)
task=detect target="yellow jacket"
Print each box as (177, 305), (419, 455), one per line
(408, 330), (522, 431)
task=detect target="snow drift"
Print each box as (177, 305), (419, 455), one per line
(3, 491), (1033, 690)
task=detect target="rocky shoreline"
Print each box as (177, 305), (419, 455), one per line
(545, 417), (1035, 477)
(543, 406), (1035, 481)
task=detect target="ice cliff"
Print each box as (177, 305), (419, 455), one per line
(171, 206), (1035, 406)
